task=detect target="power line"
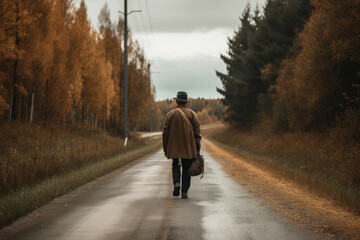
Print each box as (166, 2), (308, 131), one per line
(128, 0), (141, 33)
(129, 0), (152, 57)
(145, 0), (154, 33)
(136, 0), (154, 64)
(142, 0), (162, 76)
(137, 0), (149, 35)
(132, 0), (163, 97)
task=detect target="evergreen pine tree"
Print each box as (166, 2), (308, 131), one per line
(216, 4), (256, 124)
(217, 0), (311, 125)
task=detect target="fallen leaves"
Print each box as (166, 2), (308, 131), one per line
(205, 139), (360, 239)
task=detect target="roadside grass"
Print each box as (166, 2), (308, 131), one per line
(205, 125), (360, 215)
(0, 122), (142, 195)
(0, 138), (161, 228)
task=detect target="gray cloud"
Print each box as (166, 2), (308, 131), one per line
(82, 0), (266, 99)
(83, 0), (266, 33)
(152, 55), (226, 100)
(144, 0), (266, 32)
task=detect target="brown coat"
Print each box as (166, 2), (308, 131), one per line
(162, 105), (201, 159)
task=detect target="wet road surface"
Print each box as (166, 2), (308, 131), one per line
(0, 148), (323, 240)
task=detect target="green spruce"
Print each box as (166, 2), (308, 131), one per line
(217, 0), (311, 126)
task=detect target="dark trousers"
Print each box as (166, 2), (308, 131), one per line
(172, 158), (194, 193)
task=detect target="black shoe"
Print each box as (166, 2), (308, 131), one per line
(173, 185), (180, 197)
(181, 192), (188, 199)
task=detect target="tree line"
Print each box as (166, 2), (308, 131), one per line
(0, 0), (155, 134)
(217, 0), (360, 133)
(156, 98), (224, 127)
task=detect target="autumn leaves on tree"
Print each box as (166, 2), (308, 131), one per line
(217, 0), (360, 132)
(0, 0), (155, 134)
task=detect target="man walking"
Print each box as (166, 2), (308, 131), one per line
(162, 91), (202, 199)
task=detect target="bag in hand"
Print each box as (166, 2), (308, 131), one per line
(189, 153), (204, 178)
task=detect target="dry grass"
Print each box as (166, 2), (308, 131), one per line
(0, 122), (162, 227)
(0, 138), (161, 228)
(0, 122), (145, 196)
(206, 122), (360, 215)
(205, 139), (360, 239)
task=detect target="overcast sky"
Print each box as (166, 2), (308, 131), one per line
(81, 0), (267, 100)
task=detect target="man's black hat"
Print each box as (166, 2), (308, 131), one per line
(173, 91), (190, 102)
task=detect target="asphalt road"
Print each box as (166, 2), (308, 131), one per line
(0, 148), (323, 240)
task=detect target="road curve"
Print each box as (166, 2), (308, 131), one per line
(0, 147), (323, 240)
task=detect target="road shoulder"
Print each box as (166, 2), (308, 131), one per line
(204, 139), (360, 239)
(0, 139), (162, 230)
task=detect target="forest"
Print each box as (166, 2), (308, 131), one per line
(216, 0), (360, 212)
(217, 0), (359, 131)
(155, 98), (224, 129)
(0, 0), (156, 134)
(0, 0), (224, 200)
(1, 0), (360, 232)
(0, 0), (166, 204)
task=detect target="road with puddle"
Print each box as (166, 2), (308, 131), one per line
(0, 146), (324, 240)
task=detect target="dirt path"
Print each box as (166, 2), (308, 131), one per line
(204, 139), (360, 239)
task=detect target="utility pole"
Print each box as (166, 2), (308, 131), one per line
(119, 2), (140, 145)
(148, 63), (152, 132)
(148, 63), (160, 133)
(123, 0), (128, 140)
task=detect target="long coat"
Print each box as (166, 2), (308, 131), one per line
(162, 105), (201, 159)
